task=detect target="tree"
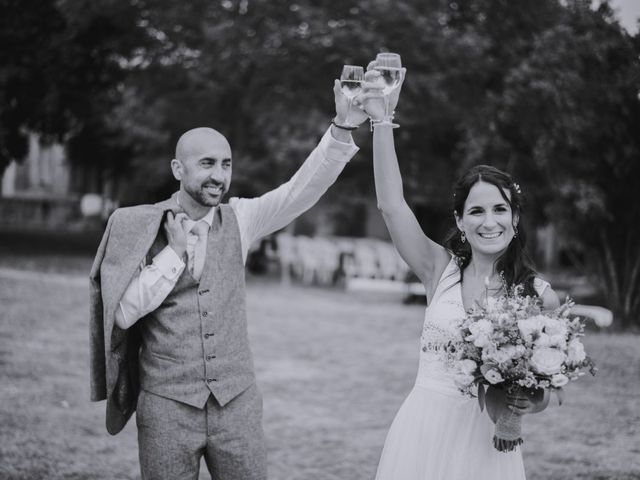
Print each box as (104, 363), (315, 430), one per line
(0, 0), (150, 189)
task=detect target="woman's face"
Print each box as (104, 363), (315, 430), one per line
(455, 181), (518, 258)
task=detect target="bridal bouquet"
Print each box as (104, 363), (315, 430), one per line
(453, 284), (596, 452)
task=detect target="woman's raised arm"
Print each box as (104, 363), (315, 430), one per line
(372, 123), (449, 288)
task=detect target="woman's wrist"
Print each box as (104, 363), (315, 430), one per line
(370, 118), (399, 131)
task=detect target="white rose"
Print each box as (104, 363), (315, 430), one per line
(551, 373), (569, 387)
(467, 319), (493, 348)
(518, 315), (546, 340)
(485, 347), (513, 365)
(566, 339), (586, 364)
(502, 345), (525, 360)
(475, 335), (492, 348)
(484, 369), (504, 385)
(535, 333), (552, 347)
(469, 319), (493, 338)
(458, 359), (477, 376)
(544, 317), (568, 338)
(530, 347), (566, 375)
(548, 334), (567, 349)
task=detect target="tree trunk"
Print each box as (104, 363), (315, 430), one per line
(597, 231), (640, 328)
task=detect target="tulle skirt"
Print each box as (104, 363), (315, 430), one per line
(375, 381), (526, 480)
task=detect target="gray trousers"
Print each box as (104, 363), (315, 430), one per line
(136, 385), (267, 480)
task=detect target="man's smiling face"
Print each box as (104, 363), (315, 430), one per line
(172, 128), (232, 208)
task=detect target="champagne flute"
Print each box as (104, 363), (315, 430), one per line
(374, 52), (402, 120)
(340, 65), (364, 126)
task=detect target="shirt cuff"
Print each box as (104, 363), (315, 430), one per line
(318, 127), (360, 163)
(154, 246), (186, 279)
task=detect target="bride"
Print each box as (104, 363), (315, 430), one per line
(360, 64), (557, 480)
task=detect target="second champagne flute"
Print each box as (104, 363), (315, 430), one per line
(340, 65), (365, 127)
(374, 52), (402, 121)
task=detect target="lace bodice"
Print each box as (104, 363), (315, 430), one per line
(417, 259), (465, 388)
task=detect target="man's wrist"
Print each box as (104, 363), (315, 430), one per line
(331, 118), (358, 131)
(330, 120), (353, 143)
(154, 245), (186, 279)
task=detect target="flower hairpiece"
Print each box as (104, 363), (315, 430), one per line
(513, 183), (522, 195)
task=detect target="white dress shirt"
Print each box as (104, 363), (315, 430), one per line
(114, 127), (359, 329)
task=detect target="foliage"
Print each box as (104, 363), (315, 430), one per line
(0, 0), (151, 184)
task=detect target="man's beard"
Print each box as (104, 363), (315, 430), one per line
(187, 182), (227, 207)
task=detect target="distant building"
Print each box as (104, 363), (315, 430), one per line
(0, 133), (114, 232)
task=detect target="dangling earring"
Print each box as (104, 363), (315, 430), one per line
(461, 231), (466, 243)
(513, 225), (518, 238)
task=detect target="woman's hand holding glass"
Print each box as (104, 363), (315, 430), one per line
(355, 68), (406, 128)
(351, 54), (405, 128)
(371, 53), (405, 123)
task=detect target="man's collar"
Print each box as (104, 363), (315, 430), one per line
(176, 192), (216, 230)
(198, 206), (216, 228)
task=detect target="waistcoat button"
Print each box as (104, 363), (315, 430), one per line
(202, 311), (208, 317)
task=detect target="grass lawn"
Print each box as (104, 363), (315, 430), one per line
(0, 267), (639, 480)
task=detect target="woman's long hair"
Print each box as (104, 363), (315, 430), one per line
(443, 165), (539, 297)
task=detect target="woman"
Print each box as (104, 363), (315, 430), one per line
(360, 66), (557, 480)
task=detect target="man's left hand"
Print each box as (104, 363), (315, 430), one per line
(333, 79), (368, 127)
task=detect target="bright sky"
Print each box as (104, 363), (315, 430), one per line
(608, 0), (640, 33)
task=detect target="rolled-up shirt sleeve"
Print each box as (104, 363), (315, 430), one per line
(230, 127), (359, 263)
(114, 246), (186, 329)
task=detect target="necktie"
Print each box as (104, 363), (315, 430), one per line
(189, 220), (210, 281)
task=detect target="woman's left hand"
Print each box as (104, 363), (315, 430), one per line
(365, 61), (406, 115)
(486, 386), (550, 424)
(506, 388), (550, 415)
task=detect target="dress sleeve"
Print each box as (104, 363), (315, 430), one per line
(533, 277), (551, 297)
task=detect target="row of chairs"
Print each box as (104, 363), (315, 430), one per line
(274, 234), (411, 286)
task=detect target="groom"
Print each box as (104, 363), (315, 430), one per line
(89, 82), (368, 479)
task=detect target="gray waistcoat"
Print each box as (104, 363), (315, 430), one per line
(138, 204), (255, 408)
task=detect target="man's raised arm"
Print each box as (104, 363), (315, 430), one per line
(230, 80), (367, 261)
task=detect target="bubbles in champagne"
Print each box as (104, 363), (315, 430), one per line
(341, 80), (363, 99)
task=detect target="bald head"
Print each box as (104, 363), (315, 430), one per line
(175, 127), (231, 162)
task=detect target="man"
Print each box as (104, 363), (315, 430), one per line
(89, 82), (368, 479)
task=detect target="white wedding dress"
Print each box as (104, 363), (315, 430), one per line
(375, 258), (548, 480)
